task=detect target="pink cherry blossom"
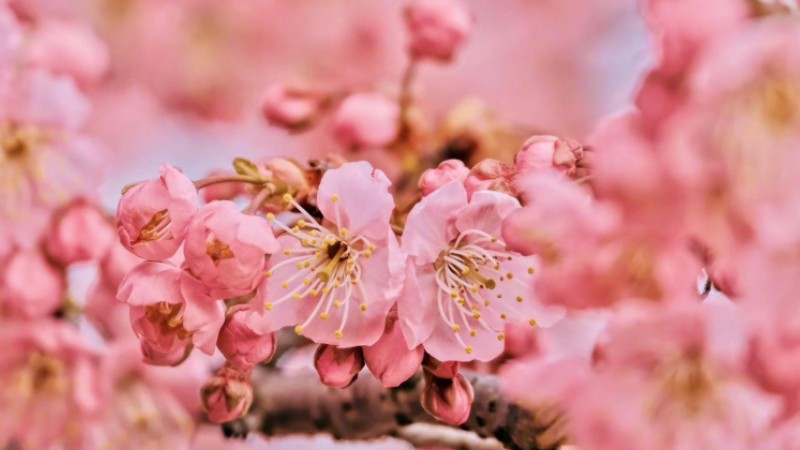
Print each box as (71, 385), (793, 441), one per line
(0, 249), (64, 319)
(24, 19), (109, 87)
(183, 200), (279, 300)
(217, 304), (278, 370)
(418, 159), (469, 197)
(363, 314), (424, 388)
(463, 159), (516, 198)
(331, 92), (400, 149)
(314, 344), (365, 389)
(117, 164), (199, 261)
(117, 261), (225, 365)
(400, 181), (564, 362)
(514, 135), (586, 178)
(404, 0), (472, 62)
(249, 162), (404, 348)
(0, 319), (104, 449)
(45, 199), (115, 265)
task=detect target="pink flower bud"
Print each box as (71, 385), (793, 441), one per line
(45, 200), (114, 265)
(0, 249), (64, 319)
(263, 158), (309, 196)
(418, 159), (469, 196)
(404, 0), (472, 62)
(183, 201), (279, 299)
(201, 364), (254, 424)
(140, 339), (193, 367)
(421, 373), (474, 426)
(464, 159), (516, 197)
(422, 355), (461, 379)
(117, 164), (199, 261)
(313, 344), (365, 389)
(331, 92), (400, 149)
(261, 84), (325, 130)
(217, 305), (277, 370)
(24, 19), (109, 87)
(515, 135), (585, 177)
(364, 318), (424, 388)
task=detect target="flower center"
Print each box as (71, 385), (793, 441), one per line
(433, 229), (538, 355)
(144, 302), (192, 339)
(651, 352), (718, 418)
(135, 209), (172, 243)
(206, 238), (234, 263)
(265, 194), (375, 340)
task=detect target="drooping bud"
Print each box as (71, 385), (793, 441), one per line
(515, 135), (585, 178)
(217, 305), (278, 370)
(264, 158), (310, 197)
(418, 159), (469, 196)
(331, 93), (400, 149)
(421, 373), (474, 426)
(404, 0), (472, 62)
(313, 344), (365, 389)
(261, 84), (326, 130)
(201, 364), (254, 424)
(364, 317), (424, 387)
(45, 200), (114, 265)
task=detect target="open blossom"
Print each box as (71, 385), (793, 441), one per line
(117, 261), (225, 366)
(0, 249), (65, 319)
(404, 0), (472, 62)
(331, 93), (400, 149)
(248, 162), (404, 348)
(117, 164), (199, 261)
(0, 69), (103, 252)
(400, 181), (564, 362)
(0, 319), (104, 450)
(183, 201), (279, 300)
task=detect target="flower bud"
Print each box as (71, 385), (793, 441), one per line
(201, 364), (254, 424)
(331, 93), (400, 149)
(117, 164), (198, 261)
(422, 354), (461, 379)
(418, 159), (469, 197)
(515, 135), (585, 177)
(45, 200), (114, 265)
(217, 305), (278, 370)
(261, 84), (325, 130)
(0, 249), (65, 319)
(264, 158), (309, 196)
(464, 159), (515, 197)
(404, 0), (472, 62)
(421, 373), (474, 426)
(313, 344), (365, 389)
(364, 318), (424, 388)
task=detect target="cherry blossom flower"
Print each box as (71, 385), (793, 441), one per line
(45, 199), (115, 265)
(201, 363), (254, 424)
(262, 84), (327, 130)
(248, 162), (404, 348)
(404, 0), (472, 62)
(400, 181), (564, 362)
(117, 261), (225, 365)
(420, 372), (473, 426)
(116, 164), (199, 261)
(331, 92), (400, 149)
(183, 200), (279, 300)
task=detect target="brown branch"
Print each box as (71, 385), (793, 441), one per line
(222, 367), (568, 450)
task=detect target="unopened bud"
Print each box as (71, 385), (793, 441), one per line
(314, 344), (365, 389)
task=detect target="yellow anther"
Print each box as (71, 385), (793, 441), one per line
(281, 281), (289, 289)
(292, 294), (301, 300)
(294, 325), (304, 335)
(471, 285), (479, 293)
(450, 291), (459, 298)
(363, 251), (372, 258)
(470, 330), (477, 337)
(360, 304), (368, 312)
(303, 278), (310, 285)
(283, 249), (292, 255)
(461, 267), (470, 275)
(484, 300), (491, 307)
(528, 267), (535, 275)
(301, 238), (310, 246)
(333, 300), (342, 308)
(507, 273), (514, 279)
(335, 330), (343, 339)
(283, 193), (293, 203)
(500, 313), (507, 320)
(292, 226), (300, 233)
(339, 228), (349, 238)
(332, 194), (340, 202)
(465, 346), (474, 355)
(529, 318), (538, 327)
(367, 244), (376, 251)
(491, 237), (498, 243)
(296, 262), (304, 270)
(496, 294), (503, 299)
(497, 332), (506, 341)
(452, 325), (461, 333)
(298, 219), (307, 228)
(265, 271), (273, 278)
(322, 287), (331, 294)
(265, 303), (273, 311)
(351, 279), (359, 285)
(472, 312), (482, 319)
(320, 312), (329, 320)
(516, 296), (523, 303)
(168, 316), (181, 328)
(266, 213), (276, 221)
(310, 289), (319, 296)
